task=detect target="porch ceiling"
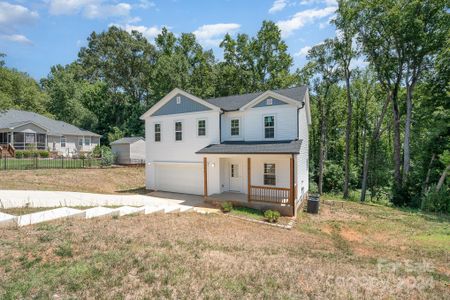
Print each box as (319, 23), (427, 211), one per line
(196, 139), (302, 155)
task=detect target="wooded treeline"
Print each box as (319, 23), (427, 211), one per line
(0, 0), (448, 211)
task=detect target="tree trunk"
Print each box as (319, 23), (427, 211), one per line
(360, 93), (391, 202)
(343, 72), (352, 199)
(403, 79), (416, 185)
(436, 165), (450, 191)
(422, 153), (435, 194)
(391, 92), (402, 193)
(318, 96), (326, 195)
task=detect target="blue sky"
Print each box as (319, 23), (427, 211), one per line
(0, 0), (338, 80)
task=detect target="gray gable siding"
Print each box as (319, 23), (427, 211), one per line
(152, 94), (211, 116)
(252, 97), (288, 108)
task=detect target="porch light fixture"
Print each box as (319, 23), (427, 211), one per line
(210, 162), (215, 168)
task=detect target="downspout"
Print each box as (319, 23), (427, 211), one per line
(219, 110), (225, 143)
(297, 101), (305, 139)
(292, 153), (296, 217)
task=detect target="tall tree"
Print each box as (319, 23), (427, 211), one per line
(304, 39), (340, 194)
(333, 0), (358, 198)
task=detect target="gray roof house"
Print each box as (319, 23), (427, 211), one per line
(111, 137), (145, 165)
(0, 109), (101, 157)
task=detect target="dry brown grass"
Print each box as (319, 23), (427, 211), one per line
(0, 200), (448, 299)
(0, 167), (145, 194)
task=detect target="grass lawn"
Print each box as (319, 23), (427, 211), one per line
(0, 167), (145, 194)
(0, 200), (448, 299)
(0, 158), (101, 170)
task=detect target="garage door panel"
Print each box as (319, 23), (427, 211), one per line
(155, 164), (203, 195)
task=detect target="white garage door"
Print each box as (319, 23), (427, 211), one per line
(155, 163), (203, 195)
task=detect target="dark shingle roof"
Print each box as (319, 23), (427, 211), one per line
(196, 140), (302, 154)
(204, 86), (308, 111)
(110, 137), (144, 145)
(0, 110), (100, 137)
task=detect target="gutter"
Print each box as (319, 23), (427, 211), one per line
(219, 110), (225, 143)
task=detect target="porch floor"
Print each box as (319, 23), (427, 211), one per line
(209, 192), (248, 203)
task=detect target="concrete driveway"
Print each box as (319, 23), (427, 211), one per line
(0, 190), (217, 213)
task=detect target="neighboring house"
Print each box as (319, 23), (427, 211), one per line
(0, 109), (101, 157)
(111, 137), (145, 165)
(141, 86), (311, 216)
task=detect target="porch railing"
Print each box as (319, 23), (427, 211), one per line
(249, 185), (291, 205)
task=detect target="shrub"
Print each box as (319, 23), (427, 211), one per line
(421, 185), (450, 213)
(100, 147), (114, 166)
(221, 201), (233, 212)
(323, 161), (344, 193)
(15, 151), (24, 158)
(264, 210), (281, 223)
(38, 151), (49, 158)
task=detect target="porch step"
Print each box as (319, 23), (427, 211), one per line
(114, 206), (146, 216)
(84, 207), (120, 219)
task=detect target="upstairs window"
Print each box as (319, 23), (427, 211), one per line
(198, 119), (206, 136)
(231, 119), (240, 136)
(154, 123), (161, 142)
(264, 163), (276, 186)
(264, 116), (275, 138)
(175, 121), (182, 141)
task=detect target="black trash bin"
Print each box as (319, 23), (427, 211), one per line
(307, 195), (320, 214)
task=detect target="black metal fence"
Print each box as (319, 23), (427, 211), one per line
(0, 156), (102, 171)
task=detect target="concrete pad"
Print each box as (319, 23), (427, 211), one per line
(142, 206), (165, 214)
(84, 207), (120, 219)
(16, 207), (85, 227)
(178, 205), (194, 213)
(0, 212), (17, 227)
(115, 206), (146, 216)
(164, 206), (181, 213)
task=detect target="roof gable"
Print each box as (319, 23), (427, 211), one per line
(152, 93), (211, 116)
(252, 96), (288, 108)
(140, 88), (220, 119)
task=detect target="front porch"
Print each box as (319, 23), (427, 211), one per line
(0, 131), (47, 150)
(202, 154), (298, 216)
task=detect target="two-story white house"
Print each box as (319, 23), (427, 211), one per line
(140, 86), (311, 216)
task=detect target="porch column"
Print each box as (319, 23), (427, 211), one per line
(247, 157), (251, 202)
(203, 157), (208, 199)
(10, 132), (14, 146)
(290, 156), (295, 215)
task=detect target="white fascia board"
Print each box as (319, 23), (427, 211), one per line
(239, 90), (302, 111)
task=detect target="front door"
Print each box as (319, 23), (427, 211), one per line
(229, 163), (241, 192)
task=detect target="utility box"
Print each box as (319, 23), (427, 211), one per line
(307, 194), (320, 214)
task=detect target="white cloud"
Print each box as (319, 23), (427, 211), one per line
(48, 0), (132, 19)
(276, 6), (337, 37)
(193, 23), (241, 47)
(111, 23), (163, 41)
(0, 2), (38, 45)
(138, 0), (155, 9)
(1, 34), (32, 44)
(300, 0), (337, 5)
(269, 0), (288, 14)
(294, 46), (311, 57)
(0, 2), (38, 27)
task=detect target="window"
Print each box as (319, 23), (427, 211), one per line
(266, 98), (273, 105)
(231, 164), (239, 178)
(264, 163), (276, 186)
(176, 96), (181, 104)
(84, 136), (91, 146)
(175, 121), (182, 141)
(264, 116), (275, 138)
(154, 123), (161, 142)
(78, 138), (83, 146)
(61, 136), (66, 148)
(197, 119), (206, 136)
(231, 119), (240, 136)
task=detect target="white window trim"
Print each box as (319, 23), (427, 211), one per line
(84, 136), (91, 146)
(154, 122), (161, 142)
(230, 117), (241, 137)
(266, 98), (273, 105)
(263, 114), (276, 139)
(197, 118), (207, 137)
(263, 163), (276, 186)
(174, 120), (183, 142)
(78, 137), (83, 147)
(60, 136), (66, 148)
